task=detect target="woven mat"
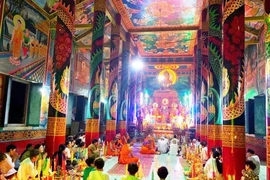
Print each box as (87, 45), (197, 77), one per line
(108, 153), (154, 176)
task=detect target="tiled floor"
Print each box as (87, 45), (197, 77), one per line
(103, 145), (267, 180)
(260, 162), (266, 180)
(103, 145), (185, 180)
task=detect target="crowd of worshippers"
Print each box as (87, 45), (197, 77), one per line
(0, 132), (262, 180)
(0, 133), (139, 180)
(181, 138), (261, 180)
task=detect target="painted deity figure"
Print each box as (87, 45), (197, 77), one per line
(22, 29), (30, 59)
(152, 102), (161, 123)
(9, 15), (25, 65)
(161, 71), (172, 88)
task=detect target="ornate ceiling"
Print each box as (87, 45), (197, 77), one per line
(112, 0), (204, 58)
(245, 0), (265, 43)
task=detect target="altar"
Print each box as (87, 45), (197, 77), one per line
(142, 88), (190, 135)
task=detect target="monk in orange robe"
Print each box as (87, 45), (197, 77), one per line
(140, 135), (156, 154)
(115, 133), (123, 150)
(121, 133), (130, 144)
(106, 138), (119, 156)
(118, 139), (139, 164)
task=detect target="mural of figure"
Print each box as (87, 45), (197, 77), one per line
(162, 71), (172, 88)
(35, 39), (39, 57)
(30, 37), (35, 57)
(152, 102), (160, 123)
(22, 29), (30, 59)
(170, 103), (178, 120)
(9, 15), (25, 65)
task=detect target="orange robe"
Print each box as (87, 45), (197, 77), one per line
(121, 135), (130, 144)
(106, 141), (119, 156)
(140, 138), (156, 154)
(118, 144), (139, 164)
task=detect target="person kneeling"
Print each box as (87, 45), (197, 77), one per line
(118, 139), (139, 164)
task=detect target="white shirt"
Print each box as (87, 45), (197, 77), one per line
(201, 146), (208, 161)
(157, 139), (168, 153)
(65, 147), (71, 159)
(204, 157), (220, 179)
(248, 155), (260, 175)
(169, 140), (178, 156)
(17, 158), (38, 180)
(4, 153), (16, 177)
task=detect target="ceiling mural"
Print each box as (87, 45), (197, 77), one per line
(245, 0), (264, 41)
(32, 0), (58, 15)
(112, 0), (203, 31)
(136, 31), (196, 57)
(75, 0), (94, 24)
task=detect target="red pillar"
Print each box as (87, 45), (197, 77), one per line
(46, 0), (75, 157)
(119, 121), (127, 135)
(265, 14), (270, 179)
(222, 1), (245, 179)
(85, 0), (106, 146)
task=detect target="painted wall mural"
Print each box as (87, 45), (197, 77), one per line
(145, 75), (191, 100)
(0, 0), (48, 83)
(244, 29), (266, 100)
(136, 31), (196, 57)
(113, 0), (203, 30)
(73, 48), (90, 97)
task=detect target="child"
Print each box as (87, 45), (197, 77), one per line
(121, 163), (139, 180)
(83, 157), (95, 180)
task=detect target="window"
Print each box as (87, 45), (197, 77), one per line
(5, 78), (29, 125)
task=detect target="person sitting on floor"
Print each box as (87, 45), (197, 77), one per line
(88, 139), (100, 159)
(168, 135), (179, 156)
(83, 157), (95, 180)
(0, 152), (13, 180)
(157, 136), (169, 154)
(17, 149), (39, 180)
(107, 138), (120, 156)
(121, 133), (130, 145)
(140, 135), (156, 154)
(121, 163), (139, 180)
(118, 139), (139, 164)
(241, 160), (259, 180)
(115, 134), (124, 149)
(246, 149), (260, 176)
(87, 158), (109, 180)
(20, 144), (34, 162)
(157, 166), (169, 180)
(4, 144), (18, 179)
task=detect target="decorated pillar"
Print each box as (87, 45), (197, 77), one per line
(85, 0), (106, 146)
(265, 14), (270, 180)
(200, 7), (209, 142)
(222, 1), (245, 179)
(195, 31), (202, 139)
(46, 0), (75, 157)
(127, 56), (137, 137)
(106, 13), (121, 142)
(117, 33), (131, 135)
(207, 0), (223, 150)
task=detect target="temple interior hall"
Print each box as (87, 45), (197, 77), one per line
(1, 0), (270, 179)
